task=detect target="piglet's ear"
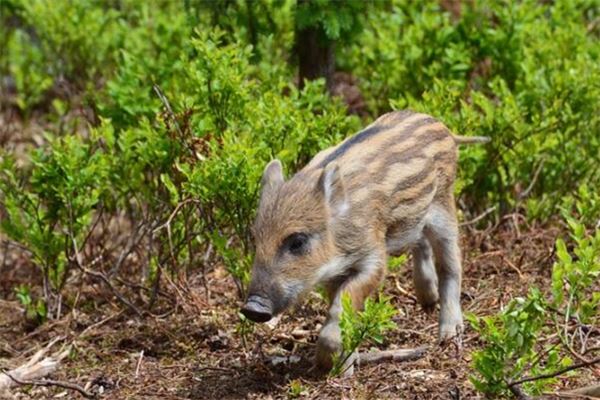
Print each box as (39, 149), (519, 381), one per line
(261, 159), (284, 194)
(318, 163), (348, 218)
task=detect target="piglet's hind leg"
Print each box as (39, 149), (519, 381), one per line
(424, 204), (463, 343)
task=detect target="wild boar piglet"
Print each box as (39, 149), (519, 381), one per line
(241, 110), (489, 370)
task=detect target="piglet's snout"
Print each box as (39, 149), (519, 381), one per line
(241, 295), (273, 323)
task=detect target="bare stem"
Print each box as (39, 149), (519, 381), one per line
(1, 371), (96, 399)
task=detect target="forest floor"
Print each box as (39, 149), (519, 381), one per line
(2, 217), (598, 400)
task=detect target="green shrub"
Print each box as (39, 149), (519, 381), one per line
(97, 2), (195, 129)
(469, 218), (600, 396)
(332, 293), (397, 376)
(295, 0), (367, 42)
(0, 26), (359, 313)
(14, 284), (47, 325)
(0, 134), (110, 308)
(4, 29), (53, 114)
(17, 0), (121, 89)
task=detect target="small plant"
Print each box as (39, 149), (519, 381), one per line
(388, 254), (408, 272)
(469, 217), (600, 396)
(5, 29), (53, 115)
(552, 218), (600, 336)
(331, 293), (397, 376)
(236, 312), (255, 351)
(14, 284), (47, 326)
(287, 379), (307, 398)
(468, 289), (563, 396)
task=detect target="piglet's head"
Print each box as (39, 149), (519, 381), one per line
(240, 159), (349, 323)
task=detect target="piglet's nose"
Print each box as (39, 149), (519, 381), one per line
(241, 295), (273, 323)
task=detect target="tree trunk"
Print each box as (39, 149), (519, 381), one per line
(296, 24), (335, 93)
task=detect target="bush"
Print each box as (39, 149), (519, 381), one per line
(332, 293), (397, 376)
(0, 26), (358, 315)
(469, 218), (600, 396)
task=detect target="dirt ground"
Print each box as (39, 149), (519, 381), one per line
(1, 217), (598, 400)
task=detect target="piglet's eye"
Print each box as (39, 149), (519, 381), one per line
(283, 233), (310, 256)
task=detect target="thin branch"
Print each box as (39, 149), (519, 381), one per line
(70, 236), (143, 316)
(78, 310), (124, 338)
(2, 371), (96, 399)
(508, 355), (600, 388)
(460, 206), (497, 227)
(153, 84), (183, 137)
(109, 221), (149, 277)
(78, 265), (143, 317)
(518, 157), (546, 200)
(153, 198), (201, 234)
(584, 345), (600, 355)
(153, 84), (198, 159)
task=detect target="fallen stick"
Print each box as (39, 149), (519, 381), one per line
(562, 383), (600, 397)
(357, 346), (428, 366)
(0, 346), (68, 390)
(1, 373), (96, 399)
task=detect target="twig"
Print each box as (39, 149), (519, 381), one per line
(503, 256), (524, 280)
(394, 278), (417, 302)
(109, 222), (149, 277)
(152, 198), (201, 293)
(0, 343), (70, 392)
(460, 206), (497, 227)
(508, 355), (600, 388)
(544, 393), (599, 400)
(78, 263), (143, 316)
(357, 346), (428, 366)
(196, 366), (235, 374)
(153, 84), (183, 137)
(518, 157), (546, 200)
(153, 198), (200, 234)
(135, 350), (144, 378)
(78, 310), (124, 338)
(202, 242), (213, 298)
(70, 236), (143, 316)
(1, 371), (96, 399)
(584, 346), (600, 355)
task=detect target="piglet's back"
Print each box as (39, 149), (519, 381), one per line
(304, 110), (458, 220)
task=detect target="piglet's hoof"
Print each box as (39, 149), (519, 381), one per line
(315, 324), (342, 371)
(438, 322), (464, 352)
(315, 340), (340, 371)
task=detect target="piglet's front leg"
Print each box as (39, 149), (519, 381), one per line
(315, 286), (357, 376)
(315, 300), (342, 371)
(315, 251), (386, 374)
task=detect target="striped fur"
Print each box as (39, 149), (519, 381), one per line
(245, 110), (488, 370)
